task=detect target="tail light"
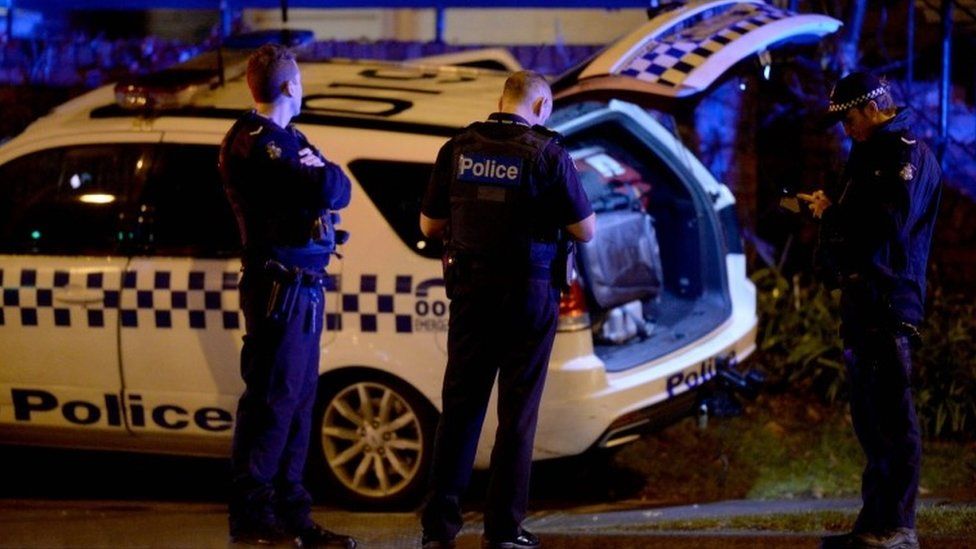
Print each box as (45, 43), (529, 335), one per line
(557, 275), (590, 332)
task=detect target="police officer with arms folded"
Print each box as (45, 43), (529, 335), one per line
(798, 72), (941, 549)
(219, 43), (356, 548)
(418, 70), (595, 549)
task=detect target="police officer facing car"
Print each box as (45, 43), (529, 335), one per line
(799, 72), (941, 549)
(219, 43), (356, 548)
(418, 71), (595, 549)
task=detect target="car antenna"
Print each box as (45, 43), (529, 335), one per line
(216, 0), (227, 88)
(280, 0), (293, 46)
(216, 40), (226, 88)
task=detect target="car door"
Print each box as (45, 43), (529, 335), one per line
(0, 138), (157, 441)
(118, 134), (243, 447)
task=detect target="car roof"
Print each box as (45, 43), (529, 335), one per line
(23, 58), (509, 140)
(16, 0), (841, 142)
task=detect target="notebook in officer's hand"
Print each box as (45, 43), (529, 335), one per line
(779, 196), (801, 214)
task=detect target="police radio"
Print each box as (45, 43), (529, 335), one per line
(312, 211), (350, 258)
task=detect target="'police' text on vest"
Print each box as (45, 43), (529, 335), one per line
(457, 154), (523, 186)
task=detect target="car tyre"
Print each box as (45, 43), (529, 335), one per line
(308, 372), (437, 510)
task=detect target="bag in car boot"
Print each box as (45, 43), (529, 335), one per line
(578, 209), (663, 309)
(596, 300), (654, 344)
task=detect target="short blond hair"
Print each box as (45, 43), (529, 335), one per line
(502, 70), (550, 106)
(246, 44), (299, 103)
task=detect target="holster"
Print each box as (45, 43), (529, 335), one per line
(265, 278), (299, 323)
(552, 238), (576, 292)
(263, 259), (326, 328)
(442, 251), (463, 300)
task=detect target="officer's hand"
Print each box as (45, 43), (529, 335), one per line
(299, 148), (325, 167)
(797, 190), (832, 219)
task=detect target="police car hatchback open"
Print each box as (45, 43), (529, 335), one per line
(0, 0), (839, 507)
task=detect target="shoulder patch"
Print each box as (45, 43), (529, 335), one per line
(266, 141), (282, 160)
(899, 163), (916, 181)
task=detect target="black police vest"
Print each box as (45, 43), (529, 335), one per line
(447, 123), (557, 269)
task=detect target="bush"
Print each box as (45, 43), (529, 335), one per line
(751, 267), (976, 439)
(915, 288), (976, 438)
(751, 268), (845, 401)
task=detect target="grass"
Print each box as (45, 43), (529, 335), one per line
(612, 505), (976, 536)
(609, 393), (976, 504)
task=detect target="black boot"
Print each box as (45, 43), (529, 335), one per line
(292, 522), (357, 548)
(230, 484), (299, 546)
(482, 529), (540, 549)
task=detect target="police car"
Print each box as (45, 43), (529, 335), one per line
(0, 0), (839, 507)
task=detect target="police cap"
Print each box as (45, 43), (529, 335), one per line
(822, 71), (889, 127)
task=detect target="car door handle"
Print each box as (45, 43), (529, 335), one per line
(53, 289), (104, 305)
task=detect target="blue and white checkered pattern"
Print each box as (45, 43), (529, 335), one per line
(618, 3), (789, 88)
(118, 269), (241, 330)
(0, 268), (442, 334)
(0, 268), (241, 330)
(328, 274), (416, 334)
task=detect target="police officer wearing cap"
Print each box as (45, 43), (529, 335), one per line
(219, 43), (356, 548)
(799, 72), (941, 549)
(418, 71), (595, 549)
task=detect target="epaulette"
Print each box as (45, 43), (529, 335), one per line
(879, 127), (915, 149)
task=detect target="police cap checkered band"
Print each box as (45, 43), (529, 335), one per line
(827, 71), (888, 115)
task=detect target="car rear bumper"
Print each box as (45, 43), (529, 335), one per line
(530, 308), (758, 462)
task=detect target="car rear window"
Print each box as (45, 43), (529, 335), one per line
(348, 159), (442, 259)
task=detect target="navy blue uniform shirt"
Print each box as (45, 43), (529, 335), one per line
(421, 112), (592, 252)
(818, 108), (942, 326)
(219, 110), (351, 268)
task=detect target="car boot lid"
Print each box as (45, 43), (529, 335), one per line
(553, 0), (841, 104)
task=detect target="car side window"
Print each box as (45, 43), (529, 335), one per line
(0, 145), (146, 255)
(348, 159), (442, 259)
(137, 144), (241, 258)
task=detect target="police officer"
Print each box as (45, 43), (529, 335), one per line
(799, 72), (941, 549)
(418, 71), (595, 549)
(219, 43), (356, 548)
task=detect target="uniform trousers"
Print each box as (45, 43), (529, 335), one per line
(843, 329), (921, 533)
(422, 277), (559, 541)
(229, 266), (325, 531)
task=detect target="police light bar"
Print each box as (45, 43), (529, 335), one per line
(222, 29), (315, 50)
(114, 69), (218, 111)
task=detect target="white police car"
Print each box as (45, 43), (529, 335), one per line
(0, 0), (839, 507)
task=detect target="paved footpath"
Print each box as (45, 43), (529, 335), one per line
(0, 498), (971, 548)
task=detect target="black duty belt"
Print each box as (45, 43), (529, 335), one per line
(456, 257), (551, 282)
(263, 259), (328, 287)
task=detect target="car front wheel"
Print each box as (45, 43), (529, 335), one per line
(309, 373), (436, 509)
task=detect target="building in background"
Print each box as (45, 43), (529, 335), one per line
(242, 7), (644, 45)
